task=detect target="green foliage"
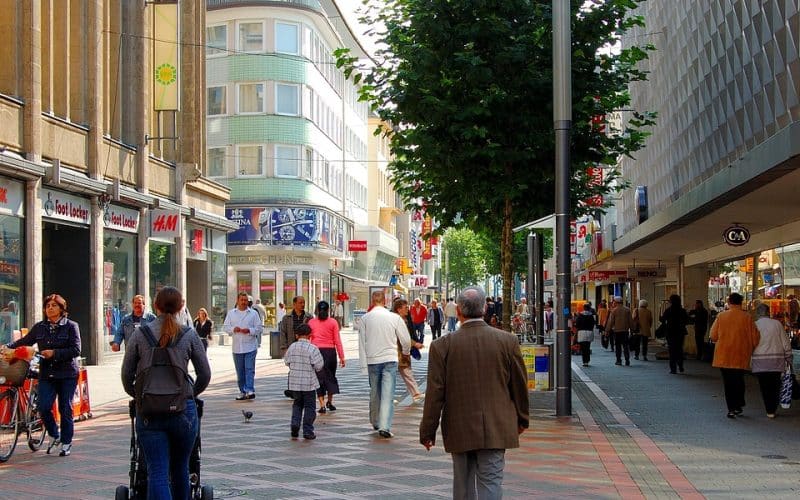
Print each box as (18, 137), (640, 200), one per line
(338, 0), (655, 324)
(442, 228), (486, 292)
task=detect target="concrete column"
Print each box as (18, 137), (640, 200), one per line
(139, 207), (150, 307)
(25, 180), (43, 329)
(22, 0), (42, 162)
(89, 199), (104, 365)
(681, 261), (709, 309)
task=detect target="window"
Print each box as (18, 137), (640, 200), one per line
(237, 83), (264, 114)
(275, 145), (300, 177)
(275, 84), (299, 116)
(207, 86), (226, 116)
(303, 148), (313, 180)
(208, 147), (227, 177)
(206, 25), (227, 56)
(236, 145), (264, 176)
(238, 22), (263, 52)
(275, 22), (299, 55)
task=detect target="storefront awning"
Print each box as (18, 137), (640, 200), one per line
(330, 271), (386, 287)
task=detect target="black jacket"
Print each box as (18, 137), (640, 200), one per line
(193, 319), (213, 339)
(660, 306), (689, 340)
(9, 316), (81, 379)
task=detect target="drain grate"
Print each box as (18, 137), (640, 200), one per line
(762, 454), (788, 460)
(212, 487), (248, 498)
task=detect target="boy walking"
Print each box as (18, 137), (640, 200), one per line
(284, 324), (324, 439)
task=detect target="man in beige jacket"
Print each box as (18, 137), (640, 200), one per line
(420, 286), (529, 499)
(605, 296), (634, 366)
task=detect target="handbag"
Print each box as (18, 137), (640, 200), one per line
(780, 364), (792, 409)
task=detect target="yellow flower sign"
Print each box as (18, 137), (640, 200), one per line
(155, 63), (177, 86)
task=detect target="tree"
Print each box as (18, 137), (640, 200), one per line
(442, 228), (486, 295)
(338, 0), (655, 329)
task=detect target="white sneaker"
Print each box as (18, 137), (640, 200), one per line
(59, 443), (72, 456)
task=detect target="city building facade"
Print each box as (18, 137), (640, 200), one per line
(0, 1), (235, 364)
(592, 1), (800, 324)
(207, 0), (382, 325)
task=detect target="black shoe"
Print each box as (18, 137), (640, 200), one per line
(615, 360), (622, 366)
(679, 366), (685, 373)
(304, 433), (316, 440)
(727, 412), (736, 419)
(634, 355), (639, 360)
(284, 390), (294, 398)
(291, 426), (299, 438)
(643, 357), (649, 361)
(378, 430), (394, 438)
(625, 360), (630, 366)
(670, 370), (677, 374)
(46, 437), (61, 455)
(318, 407), (327, 414)
(326, 402), (337, 411)
(733, 408), (743, 415)
(246, 393), (256, 400)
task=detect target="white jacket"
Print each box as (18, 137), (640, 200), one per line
(358, 305), (411, 372)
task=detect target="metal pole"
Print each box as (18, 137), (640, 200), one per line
(553, 0), (572, 417)
(532, 232), (545, 345)
(444, 247), (450, 302)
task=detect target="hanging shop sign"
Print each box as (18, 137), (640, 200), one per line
(0, 179), (24, 217)
(103, 204), (140, 234)
(408, 275), (429, 288)
(150, 209), (182, 238)
(627, 267), (667, 279)
(723, 225), (750, 246)
(42, 189), (90, 225)
(348, 240), (367, 252)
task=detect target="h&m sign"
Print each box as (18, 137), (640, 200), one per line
(150, 209), (181, 238)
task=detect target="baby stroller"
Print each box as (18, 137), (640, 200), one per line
(115, 399), (213, 500)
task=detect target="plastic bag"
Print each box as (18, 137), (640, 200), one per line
(780, 366), (792, 409)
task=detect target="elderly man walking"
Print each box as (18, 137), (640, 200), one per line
(358, 290), (411, 438)
(420, 286), (529, 499)
(605, 296), (633, 366)
(710, 292), (760, 418)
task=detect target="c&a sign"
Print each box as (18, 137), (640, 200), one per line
(150, 209), (181, 238)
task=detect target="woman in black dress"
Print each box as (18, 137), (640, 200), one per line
(193, 307), (213, 350)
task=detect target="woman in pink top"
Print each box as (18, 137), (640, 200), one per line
(309, 301), (346, 413)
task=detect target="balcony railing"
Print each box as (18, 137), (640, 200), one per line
(207, 0), (323, 12)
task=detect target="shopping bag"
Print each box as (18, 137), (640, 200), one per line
(780, 366), (792, 409)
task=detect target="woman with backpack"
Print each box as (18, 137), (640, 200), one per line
(121, 287), (211, 500)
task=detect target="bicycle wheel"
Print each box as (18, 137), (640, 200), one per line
(0, 389), (20, 462)
(26, 385), (46, 451)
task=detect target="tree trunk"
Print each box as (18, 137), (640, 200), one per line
(500, 195), (514, 331)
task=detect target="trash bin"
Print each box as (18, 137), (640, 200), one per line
(270, 330), (281, 359)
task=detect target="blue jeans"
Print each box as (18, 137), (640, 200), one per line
(367, 361), (397, 432)
(37, 376), (78, 444)
(233, 350), (257, 394)
(452, 449), (506, 500)
(447, 316), (457, 332)
(413, 323), (426, 343)
(136, 399), (198, 500)
(291, 390), (317, 436)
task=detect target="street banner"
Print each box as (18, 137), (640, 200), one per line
(153, 3), (180, 110)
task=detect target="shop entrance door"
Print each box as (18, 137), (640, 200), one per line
(43, 222), (91, 363)
(186, 259), (208, 318)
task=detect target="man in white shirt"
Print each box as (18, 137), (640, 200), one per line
(444, 298), (458, 333)
(358, 290), (411, 438)
(223, 292), (264, 400)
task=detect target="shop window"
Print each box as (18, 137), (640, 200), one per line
(259, 271), (276, 327)
(149, 241), (175, 301)
(237, 271), (253, 296)
(0, 215), (24, 345)
(209, 252), (227, 326)
(103, 232), (137, 352)
(283, 271), (298, 308)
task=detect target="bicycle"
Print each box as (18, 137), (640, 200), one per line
(512, 314), (536, 344)
(0, 353), (47, 462)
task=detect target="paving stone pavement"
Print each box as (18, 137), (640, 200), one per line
(0, 330), (782, 499)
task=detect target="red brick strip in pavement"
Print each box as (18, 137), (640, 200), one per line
(574, 364), (704, 499)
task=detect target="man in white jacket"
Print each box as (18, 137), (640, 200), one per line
(358, 290), (412, 438)
(223, 292), (264, 400)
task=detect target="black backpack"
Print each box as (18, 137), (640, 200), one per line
(135, 324), (193, 418)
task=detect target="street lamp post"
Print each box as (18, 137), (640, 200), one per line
(553, 0), (572, 417)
